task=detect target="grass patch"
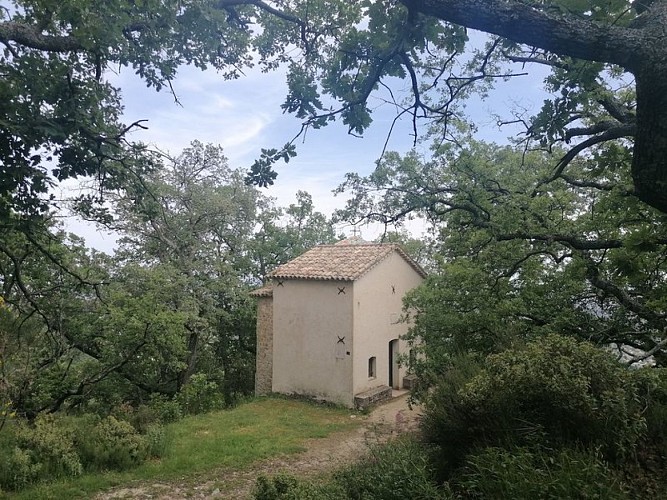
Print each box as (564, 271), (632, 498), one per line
(6, 398), (358, 500)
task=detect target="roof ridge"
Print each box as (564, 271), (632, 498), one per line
(267, 242), (425, 281)
(318, 242), (396, 247)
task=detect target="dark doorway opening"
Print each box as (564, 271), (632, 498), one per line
(388, 339), (399, 389)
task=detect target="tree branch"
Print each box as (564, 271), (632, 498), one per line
(494, 232), (625, 251)
(564, 121), (624, 142)
(0, 21), (83, 52)
(624, 334), (667, 365)
(401, 0), (643, 69)
(582, 252), (666, 324)
(559, 174), (633, 194)
(539, 123), (636, 187)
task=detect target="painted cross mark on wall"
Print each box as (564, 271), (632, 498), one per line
(335, 336), (346, 359)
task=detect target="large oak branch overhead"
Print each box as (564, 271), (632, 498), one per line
(401, 0), (667, 213)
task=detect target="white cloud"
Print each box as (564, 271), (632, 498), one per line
(116, 65), (282, 158)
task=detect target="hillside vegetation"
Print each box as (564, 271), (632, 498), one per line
(1, 398), (358, 499)
(254, 336), (667, 499)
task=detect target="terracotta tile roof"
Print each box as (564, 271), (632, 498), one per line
(249, 283), (273, 297)
(268, 241), (427, 281)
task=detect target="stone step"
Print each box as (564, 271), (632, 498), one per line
(354, 385), (392, 410)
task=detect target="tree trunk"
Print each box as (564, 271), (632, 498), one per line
(178, 326), (200, 390)
(633, 68), (667, 213)
(631, 2), (667, 213)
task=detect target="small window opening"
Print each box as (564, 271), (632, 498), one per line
(368, 357), (377, 378)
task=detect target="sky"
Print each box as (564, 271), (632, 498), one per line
(65, 31), (550, 253)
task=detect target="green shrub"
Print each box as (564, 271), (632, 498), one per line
(0, 412), (167, 491)
(148, 394), (183, 423)
(633, 367), (667, 457)
(111, 396), (183, 433)
(75, 375), (132, 416)
(454, 446), (628, 499)
(253, 472), (344, 500)
(144, 424), (169, 458)
(621, 367), (667, 497)
(0, 414), (82, 490)
(420, 353), (486, 473)
(75, 416), (149, 471)
(0, 398), (15, 432)
(423, 334), (645, 470)
(253, 438), (444, 500)
(0, 446), (40, 491)
(177, 373), (224, 415)
(15, 414), (83, 479)
(254, 473), (299, 499)
(334, 437), (445, 500)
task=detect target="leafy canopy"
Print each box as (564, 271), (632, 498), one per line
(333, 138), (667, 371)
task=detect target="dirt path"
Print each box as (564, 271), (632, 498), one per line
(100, 394), (422, 499)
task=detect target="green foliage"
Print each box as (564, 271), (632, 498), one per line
(246, 144), (296, 188)
(75, 416), (150, 471)
(334, 437), (445, 500)
(338, 141), (667, 373)
(423, 335), (646, 472)
(109, 396), (184, 434)
(0, 299), (17, 434)
(112, 141), (318, 406)
(11, 398), (357, 498)
(1, 0), (357, 220)
(251, 190), (338, 280)
(0, 415), (83, 490)
(376, 229), (435, 270)
(253, 473), (345, 500)
(143, 395), (184, 426)
(253, 438), (445, 500)
(1, 139), (338, 422)
(282, 67), (325, 119)
(14, 415), (83, 479)
(0, 412), (168, 491)
(0, 447), (41, 492)
(177, 374), (224, 415)
(2, 0), (649, 221)
(404, 260), (523, 385)
(632, 368), (667, 459)
(143, 424), (169, 459)
(454, 446), (628, 499)
(105, 406), (171, 460)
(417, 353), (486, 469)
(254, 473), (299, 499)
(620, 369), (667, 499)
(410, 337), (667, 499)
(0, 399), (13, 432)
